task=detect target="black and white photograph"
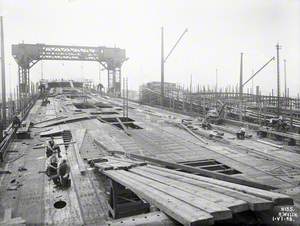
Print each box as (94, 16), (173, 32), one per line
(0, 0), (300, 225)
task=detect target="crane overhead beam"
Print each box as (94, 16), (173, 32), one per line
(12, 43), (126, 69)
(11, 43), (127, 99)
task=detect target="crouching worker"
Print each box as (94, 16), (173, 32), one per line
(46, 145), (53, 158)
(46, 155), (60, 185)
(236, 127), (246, 140)
(58, 159), (71, 188)
(12, 114), (21, 128)
(49, 137), (62, 158)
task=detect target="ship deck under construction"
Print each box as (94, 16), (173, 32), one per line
(0, 84), (300, 225)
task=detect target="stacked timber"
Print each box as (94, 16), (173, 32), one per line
(93, 156), (294, 226)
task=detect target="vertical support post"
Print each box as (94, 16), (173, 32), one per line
(160, 27), (164, 107)
(117, 68), (121, 97)
(18, 66), (21, 111)
(190, 74), (192, 112)
(98, 63), (101, 87)
(276, 43), (281, 116)
(215, 68), (218, 92)
(239, 52), (243, 97)
(41, 60), (44, 80)
(239, 52), (243, 121)
(284, 59), (287, 109)
(13, 87), (16, 116)
(113, 69), (116, 96)
(1, 16), (6, 128)
(126, 77), (128, 117)
(107, 69), (110, 94)
(123, 77), (125, 117)
(16, 85), (19, 112)
(256, 85), (260, 107)
(290, 100), (293, 128)
(27, 68), (30, 96)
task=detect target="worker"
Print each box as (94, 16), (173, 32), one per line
(201, 119), (212, 130)
(237, 127), (246, 140)
(57, 159), (71, 188)
(46, 154), (60, 185)
(12, 114), (21, 128)
(49, 137), (62, 158)
(46, 145), (53, 158)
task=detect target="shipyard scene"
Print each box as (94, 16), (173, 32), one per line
(0, 1), (300, 225)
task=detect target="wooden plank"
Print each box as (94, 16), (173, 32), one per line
(106, 150), (276, 190)
(148, 165), (293, 205)
(118, 170), (232, 221)
(99, 159), (134, 170)
(94, 162), (114, 171)
(88, 156), (145, 166)
(178, 123), (208, 144)
(32, 141), (76, 149)
(33, 116), (68, 125)
(130, 167), (248, 213)
(94, 137), (125, 153)
(72, 142), (86, 174)
(87, 157), (108, 164)
(0, 217), (26, 225)
(116, 117), (131, 136)
(106, 161), (133, 169)
(94, 159), (133, 170)
(104, 170), (214, 226)
(72, 129), (87, 174)
(105, 156), (147, 166)
(256, 139), (283, 149)
(34, 114), (96, 128)
(40, 128), (64, 137)
(0, 208), (26, 225)
(4, 208), (12, 221)
(105, 211), (175, 226)
(140, 166), (273, 211)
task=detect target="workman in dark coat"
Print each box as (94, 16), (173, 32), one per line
(58, 159), (71, 187)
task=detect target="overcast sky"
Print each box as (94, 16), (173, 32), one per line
(1, 0), (300, 96)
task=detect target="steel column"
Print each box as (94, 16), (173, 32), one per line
(1, 16), (6, 127)
(276, 44), (281, 116)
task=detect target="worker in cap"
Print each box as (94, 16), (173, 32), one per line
(58, 159), (71, 187)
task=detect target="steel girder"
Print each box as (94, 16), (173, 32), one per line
(12, 43), (126, 97)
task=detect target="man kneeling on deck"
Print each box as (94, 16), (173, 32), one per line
(236, 127), (246, 140)
(57, 159), (71, 188)
(46, 155), (60, 185)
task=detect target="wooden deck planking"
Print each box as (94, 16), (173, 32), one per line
(119, 170), (232, 220)
(148, 165), (293, 205)
(138, 166), (274, 211)
(130, 167), (248, 213)
(104, 170), (214, 226)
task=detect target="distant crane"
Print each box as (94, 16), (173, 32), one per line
(161, 27), (188, 106)
(239, 55), (275, 121)
(242, 56), (275, 88)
